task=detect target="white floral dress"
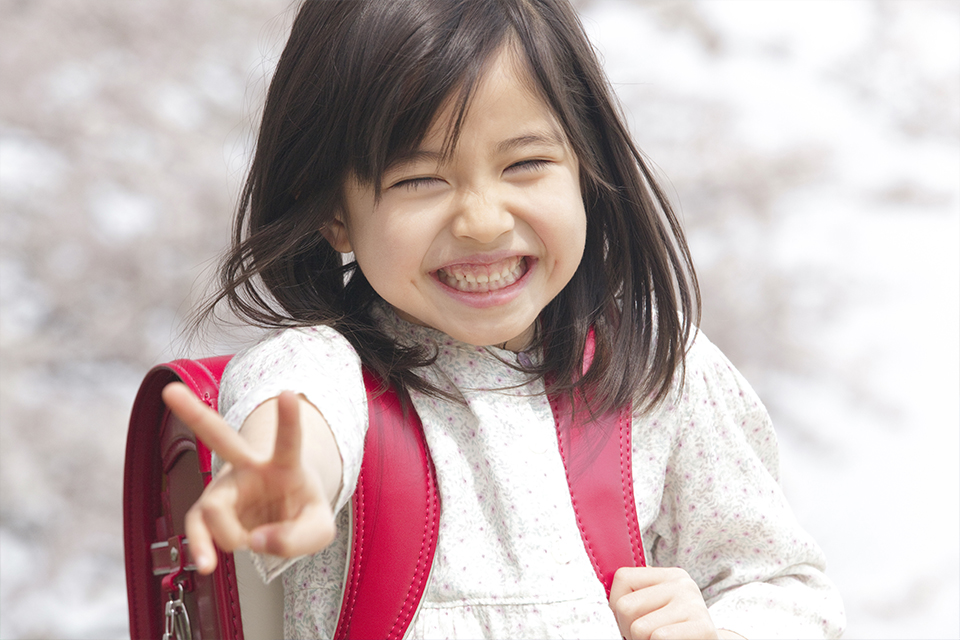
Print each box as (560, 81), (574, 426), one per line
(219, 308), (845, 639)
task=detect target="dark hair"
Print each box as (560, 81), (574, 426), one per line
(206, 0), (700, 414)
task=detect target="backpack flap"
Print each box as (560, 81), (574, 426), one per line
(123, 356), (242, 640)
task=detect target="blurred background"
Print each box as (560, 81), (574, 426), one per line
(1, 0), (957, 637)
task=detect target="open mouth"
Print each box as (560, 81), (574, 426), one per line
(435, 256), (529, 293)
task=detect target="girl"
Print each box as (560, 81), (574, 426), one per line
(163, 0), (845, 638)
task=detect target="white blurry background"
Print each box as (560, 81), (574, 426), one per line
(1, 1), (957, 637)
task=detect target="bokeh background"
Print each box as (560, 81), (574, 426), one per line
(1, 0), (958, 637)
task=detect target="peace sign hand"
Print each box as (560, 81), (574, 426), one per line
(161, 383), (338, 575)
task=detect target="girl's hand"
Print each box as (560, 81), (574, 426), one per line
(609, 567), (738, 640)
(161, 383), (337, 575)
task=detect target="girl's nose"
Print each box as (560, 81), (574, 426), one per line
(450, 190), (514, 244)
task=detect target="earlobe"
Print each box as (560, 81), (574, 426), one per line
(321, 215), (353, 253)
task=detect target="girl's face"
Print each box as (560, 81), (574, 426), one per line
(327, 47), (587, 351)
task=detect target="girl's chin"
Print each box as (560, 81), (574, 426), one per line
(444, 322), (535, 352)
(388, 297), (537, 351)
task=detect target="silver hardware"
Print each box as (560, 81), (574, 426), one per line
(162, 583), (192, 640)
(152, 538), (197, 575)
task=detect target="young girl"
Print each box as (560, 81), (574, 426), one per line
(162, 0), (845, 638)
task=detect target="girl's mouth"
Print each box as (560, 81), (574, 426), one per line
(435, 256), (529, 293)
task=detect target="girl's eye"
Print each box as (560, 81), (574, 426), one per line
(506, 159), (550, 174)
(391, 176), (441, 192)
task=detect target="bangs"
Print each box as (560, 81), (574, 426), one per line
(340, 1), (513, 191)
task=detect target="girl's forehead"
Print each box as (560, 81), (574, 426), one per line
(414, 45), (565, 154)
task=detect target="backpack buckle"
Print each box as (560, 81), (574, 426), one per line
(151, 535), (198, 577)
(162, 582), (192, 640)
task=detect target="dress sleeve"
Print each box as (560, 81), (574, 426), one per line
(217, 325), (368, 582)
(635, 333), (845, 639)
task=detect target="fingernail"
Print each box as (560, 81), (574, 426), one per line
(196, 554), (212, 572)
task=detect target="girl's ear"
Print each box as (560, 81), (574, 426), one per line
(321, 214), (353, 253)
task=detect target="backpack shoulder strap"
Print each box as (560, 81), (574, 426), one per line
(548, 330), (646, 596)
(550, 394), (646, 597)
(123, 355), (242, 640)
(334, 370), (441, 640)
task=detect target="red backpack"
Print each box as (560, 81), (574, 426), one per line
(123, 356), (645, 639)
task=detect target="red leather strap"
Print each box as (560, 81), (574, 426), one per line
(334, 371), (441, 640)
(549, 331), (645, 596)
(551, 394), (645, 596)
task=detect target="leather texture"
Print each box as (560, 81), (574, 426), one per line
(550, 393), (646, 596)
(548, 330), (646, 595)
(334, 371), (441, 640)
(124, 356), (243, 640)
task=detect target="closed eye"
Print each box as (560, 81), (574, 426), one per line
(505, 158), (551, 174)
(390, 176), (443, 192)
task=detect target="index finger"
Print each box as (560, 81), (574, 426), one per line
(162, 382), (258, 467)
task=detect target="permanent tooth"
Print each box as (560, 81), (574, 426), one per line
(437, 257), (527, 292)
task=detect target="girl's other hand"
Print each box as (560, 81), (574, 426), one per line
(161, 383), (337, 575)
(609, 566), (742, 640)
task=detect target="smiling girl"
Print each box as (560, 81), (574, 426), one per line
(328, 47), (586, 352)
(162, 1), (845, 638)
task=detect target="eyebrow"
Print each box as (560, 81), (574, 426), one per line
(495, 130), (566, 155)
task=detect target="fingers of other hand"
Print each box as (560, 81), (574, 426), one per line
(610, 567), (718, 640)
(270, 390), (303, 469)
(161, 382), (257, 468)
(624, 603), (714, 640)
(638, 620), (717, 640)
(610, 566), (697, 597)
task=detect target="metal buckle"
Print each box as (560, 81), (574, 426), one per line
(162, 583), (192, 640)
(152, 536), (198, 576)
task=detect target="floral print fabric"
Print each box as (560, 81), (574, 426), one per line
(219, 308), (844, 639)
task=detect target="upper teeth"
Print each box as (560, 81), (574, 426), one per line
(446, 257), (521, 282)
(438, 257), (525, 291)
